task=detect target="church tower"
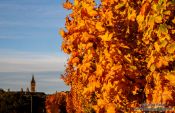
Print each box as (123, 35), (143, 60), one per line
(31, 75), (36, 92)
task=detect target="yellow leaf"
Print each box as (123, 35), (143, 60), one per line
(155, 15), (162, 23)
(99, 31), (113, 41)
(87, 8), (98, 16)
(140, 2), (150, 15)
(111, 64), (122, 71)
(158, 24), (168, 36)
(160, 39), (168, 48)
(117, 49), (122, 55)
(172, 30), (175, 34)
(136, 15), (144, 23)
(148, 16), (155, 29)
(161, 57), (168, 66)
(154, 42), (160, 52)
(120, 44), (130, 49)
(74, 0), (79, 6)
(132, 85), (140, 95)
(106, 104), (115, 113)
(96, 22), (105, 32)
(128, 8), (136, 21)
(172, 17), (175, 24)
(163, 10), (171, 15)
(136, 14), (144, 31)
(150, 64), (156, 72)
(167, 42), (175, 54)
(85, 42), (93, 49)
(130, 65), (137, 70)
(97, 99), (105, 107)
(115, 3), (125, 10)
(104, 49), (110, 58)
(124, 54), (132, 63)
(82, 3), (97, 16)
(72, 57), (79, 64)
(82, 32), (91, 42)
(59, 29), (65, 37)
(162, 87), (173, 102)
(96, 64), (104, 76)
(147, 51), (154, 68)
(156, 60), (162, 68)
(63, 1), (73, 10)
(165, 72), (175, 85)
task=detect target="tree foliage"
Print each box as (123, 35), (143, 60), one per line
(61, 0), (175, 112)
(45, 92), (67, 113)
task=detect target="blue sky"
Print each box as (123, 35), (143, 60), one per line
(0, 0), (67, 53)
(0, 0), (70, 94)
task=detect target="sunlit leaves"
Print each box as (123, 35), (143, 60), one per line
(154, 42), (160, 52)
(140, 2), (150, 16)
(155, 15), (162, 23)
(63, 1), (73, 10)
(136, 14), (145, 31)
(124, 54), (132, 63)
(99, 31), (113, 41)
(147, 51), (155, 68)
(45, 92), (67, 113)
(165, 72), (175, 86)
(81, 2), (98, 17)
(127, 7), (136, 21)
(106, 103), (115, 113)
(60, 0), (175, 112)
(167, 42), (175, 54)
(96, 22), (105, 32)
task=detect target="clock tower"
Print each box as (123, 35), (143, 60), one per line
(31, 75), (36, 92)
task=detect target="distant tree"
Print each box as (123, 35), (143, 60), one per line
(61, 0), (175, 112)
(45, 92), (67, 113)
(0, 91), (46, 113)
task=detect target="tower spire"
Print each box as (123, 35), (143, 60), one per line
(31, 74), (36, 92)
(31, 74), (35, 83)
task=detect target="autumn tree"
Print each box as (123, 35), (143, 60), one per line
(61, 0), (175, 112)
(45, 92), (67, 113)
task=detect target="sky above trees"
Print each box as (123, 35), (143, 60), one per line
(0, 0), (70, 93)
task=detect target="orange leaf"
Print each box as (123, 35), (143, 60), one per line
(63, 1), (73, 10)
